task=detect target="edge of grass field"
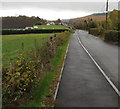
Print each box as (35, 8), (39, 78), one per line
(23, 34), (71, 108)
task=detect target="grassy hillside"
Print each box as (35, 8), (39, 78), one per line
(71, 14), (107, 22)
(70, 12), (112, 23)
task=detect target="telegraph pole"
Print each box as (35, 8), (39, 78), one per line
(106, 0), (109, 29)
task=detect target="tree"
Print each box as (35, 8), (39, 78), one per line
(109, 10), (119, 30)
(57, 18), (61, 23)
(55, 18), (61, 25)
(88, 19), (98, 29)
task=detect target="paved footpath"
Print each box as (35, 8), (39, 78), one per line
(55, 31), (118, 107)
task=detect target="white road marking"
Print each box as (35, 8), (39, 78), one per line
(77, 36), (120, 97)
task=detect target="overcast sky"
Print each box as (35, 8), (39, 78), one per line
(0, 1), (119, 20)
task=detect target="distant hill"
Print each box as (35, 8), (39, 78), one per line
(72, 15), (106, 21)
(92, 11), (111, 16)
(70, 12), (111, 23)
(1, 16), (46, 29)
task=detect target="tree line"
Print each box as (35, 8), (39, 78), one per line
(2, 15), (47, 29)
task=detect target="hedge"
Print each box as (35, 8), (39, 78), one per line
(1, 29), (69, 35)
(104, 30), (119, 42)
(2, 31), (71, 107)
(89, 28), (104, 36)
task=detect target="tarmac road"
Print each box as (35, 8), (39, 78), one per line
(55, 30), (118, 107)
(77, 30), (118, 88)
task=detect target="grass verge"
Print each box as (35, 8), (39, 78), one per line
(22, 33), (71, 108)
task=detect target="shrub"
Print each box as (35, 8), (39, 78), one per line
(74, 19), (98, 30)
(89, 28), (104, 36)
(74, 22), (88, 30)
(88, 20), (98, 29)
(104, 30), (119, 42)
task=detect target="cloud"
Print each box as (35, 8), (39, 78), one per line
(0, 2), (118, 20)
(1, 2), (118, 11)
(1, 0), (119, 2)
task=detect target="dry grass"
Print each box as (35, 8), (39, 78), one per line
(71, 15), (108, 22)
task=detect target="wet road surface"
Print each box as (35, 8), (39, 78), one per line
(55, 30), (118, 107)
(77, 30), (118, 88)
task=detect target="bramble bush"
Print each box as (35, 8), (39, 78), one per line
(74, 19), (98, 30)
(89, 28), (104, 36)
(2, 31), (71, 107)
(104, 30), (119, 42)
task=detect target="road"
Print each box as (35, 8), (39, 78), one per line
(55, 30), (118, 107)
(77, 30), (118, 88)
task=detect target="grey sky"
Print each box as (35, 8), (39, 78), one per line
(0, 1), (119, 20)
(0, 0), (119, 2)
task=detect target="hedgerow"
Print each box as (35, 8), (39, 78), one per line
(89, 28), (104, 36)
(2, 31), (71, 107)
(1, 29), (69, 35)
(104, 30), (119, 42)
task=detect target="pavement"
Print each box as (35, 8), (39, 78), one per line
(55, 30), (118, 107)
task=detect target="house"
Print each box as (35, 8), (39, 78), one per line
(33, 26), (38, 29)
(46, 23), (50, 25)
(46, 21), (55, 25)
(68, 26), (73, 29)
(59, 22), (63, 25)
(25, 27), (33, 30)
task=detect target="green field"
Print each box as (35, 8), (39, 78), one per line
(33, 25), (69, 29)
(2, 33), (55, 66)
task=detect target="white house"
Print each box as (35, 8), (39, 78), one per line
(46, 23), (50, 25)
(46, 22), (55, 25)
(25, 27), (33, 30)
(33, 26), (38, 29)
